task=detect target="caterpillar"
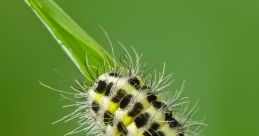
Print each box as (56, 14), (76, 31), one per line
(89, 72), (184, 136)
(46, 46), (205, 136)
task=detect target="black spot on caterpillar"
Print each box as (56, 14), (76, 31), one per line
(117, 122), (128, 136)
(111, 89), (126, 103)
(146, 93), (157, 103)
(142, 123), (160, 136)
(179, 131), (185, 136)
(120, 94), (133, 109)
(128, 102), (144, 117)
(103, 111), (114, 125)
(105, 82), (114, 96)
(134, 112), (150, 128)
(91, 101), (99, 113)
(109, 72), (120, 77)
(141, 85), (151, 90)
(150, 122), (160, 131)
(128, 77), (141, 89)
(165, 112), (181, 128)
(95, 80), (107, 93)
(152, 101), (167, 109)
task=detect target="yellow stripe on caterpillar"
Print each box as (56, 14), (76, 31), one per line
(108, 102), (119, 113)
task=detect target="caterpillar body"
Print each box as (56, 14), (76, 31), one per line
(49, 47), (205, 136)
(88, 72), (184, 136)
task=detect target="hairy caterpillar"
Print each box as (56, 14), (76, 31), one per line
(89, 71), (184, 136)
(45, 45), (205, 136)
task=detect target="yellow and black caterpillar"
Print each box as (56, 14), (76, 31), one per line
(88, 72), (184, 136)
(48, 48), (205, 136)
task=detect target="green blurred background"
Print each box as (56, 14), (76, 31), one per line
(1, 0), (259, 136)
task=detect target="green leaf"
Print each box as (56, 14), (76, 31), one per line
(25, 0), (114, 81)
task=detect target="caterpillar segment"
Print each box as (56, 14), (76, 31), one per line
(88, 72), (184, 136)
